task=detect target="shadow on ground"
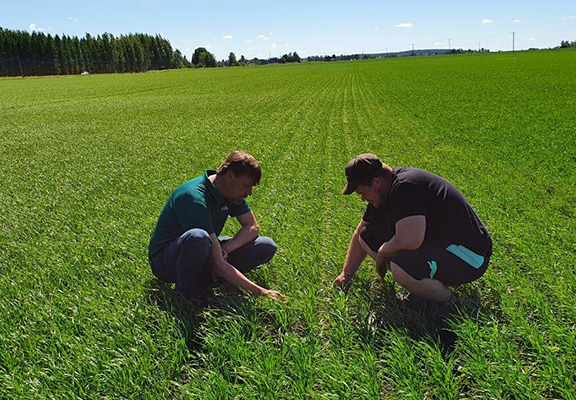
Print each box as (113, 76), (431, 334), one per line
(145, 278), (250, 354)
(364, 277), (503, 353)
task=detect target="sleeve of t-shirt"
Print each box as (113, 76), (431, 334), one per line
(390, 183), (426, 223)
(362, 204), (375, 222)
(173, 193), (215, 235)
(229, 199), (251, 217)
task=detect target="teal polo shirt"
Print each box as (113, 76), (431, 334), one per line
(148, 170), (251, 257)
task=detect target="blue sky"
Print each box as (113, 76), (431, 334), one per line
(2, 1), (575, 60)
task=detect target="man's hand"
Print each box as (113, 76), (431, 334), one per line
(376, 257), (391, 279)
(333, 273), (351, 290)
(262, 289), (287, 303)
(221, 246), (229, 261)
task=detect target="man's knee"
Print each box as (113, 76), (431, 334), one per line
(358, 233), (370, 254)
(255, 236), (277, 264)
(358, 231), (377, 260)
(179, 229), (211, 256)
(360, 226), (384, 258)
(390, 262), (417, 288)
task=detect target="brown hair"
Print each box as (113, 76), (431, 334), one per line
(217, 151), (262, 185)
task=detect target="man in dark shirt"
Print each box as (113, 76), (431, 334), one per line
(334, 154), (492, 305)
(149, 151), (285, 303)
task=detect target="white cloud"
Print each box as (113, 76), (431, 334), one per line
(271, 43), (277, 49)
(69, 17), (79, 22)
(434, 41), (446, 45)
(29, 23), (45, 32)
(395, 22), (413, 28)
(562, 15), (575, 20)
(512, 19), (520, 23)
(246, 39), (253, 43)
(482, 19), (493, 24)
(527, 37), (535, 41)
(374, 25), (379, 30)
(269, 31), (274, 36)
(285, 43), (290, 47)
(222, 35), (233, 40)
(205, 44), (212, 49)
(258, 35), (268, 41)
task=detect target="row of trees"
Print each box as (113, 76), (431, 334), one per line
(307, 54), (366, 62)
(560, 40), (576, 48)
(278, 52), (301, 63)
(0, 26), (305, 76)
(0, 27), (191, 76)
(217, 51), (301, 68)
(223, 52), (260, 67)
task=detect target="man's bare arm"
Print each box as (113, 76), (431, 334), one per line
(220, 211), (259, 257)
(209, 234), (286, 301)
(334, 220), (368, 288)
(376, 215), (426, 269)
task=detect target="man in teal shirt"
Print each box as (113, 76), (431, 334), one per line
(149, 151), (285, 303)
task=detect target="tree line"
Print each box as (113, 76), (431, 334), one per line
(560, 40), (576, 48)
(307, 54), (366, 62)
(221, 51), (301, 67)
(0, 27), (191, 77)
(0, 26), (305, 77)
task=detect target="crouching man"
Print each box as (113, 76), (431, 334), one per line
(334, 154), (492, 307)
(149, 151), (285, 303)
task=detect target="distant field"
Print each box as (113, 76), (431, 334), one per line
(1, 50), (575, 399)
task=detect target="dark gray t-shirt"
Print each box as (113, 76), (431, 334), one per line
(362, 167), (491, 252)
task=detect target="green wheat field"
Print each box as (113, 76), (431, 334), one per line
(1, 50), (575, 399)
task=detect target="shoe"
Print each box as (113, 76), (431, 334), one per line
(395, 292), (427, 312)
(443, 293), (461, 313)
(181, 287), (216, 308)
(426, 293), (461, 328)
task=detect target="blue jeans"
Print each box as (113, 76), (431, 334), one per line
(149, 228), (277, 299)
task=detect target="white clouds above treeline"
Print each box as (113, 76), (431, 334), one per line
(29, 23), (46, 32)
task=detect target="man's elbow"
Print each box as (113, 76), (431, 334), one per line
(354, 223), (367, 238)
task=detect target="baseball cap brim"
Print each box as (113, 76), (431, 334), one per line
(342, 180), (358, 195)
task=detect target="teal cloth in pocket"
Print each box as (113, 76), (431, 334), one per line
(446, 244), (484, 269)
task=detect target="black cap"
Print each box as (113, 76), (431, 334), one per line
(342, 154), (383, 195)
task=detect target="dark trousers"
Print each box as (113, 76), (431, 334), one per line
(149, 228), (277, 299)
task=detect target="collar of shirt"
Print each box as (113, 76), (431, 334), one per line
(204, 170), (227, 209)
